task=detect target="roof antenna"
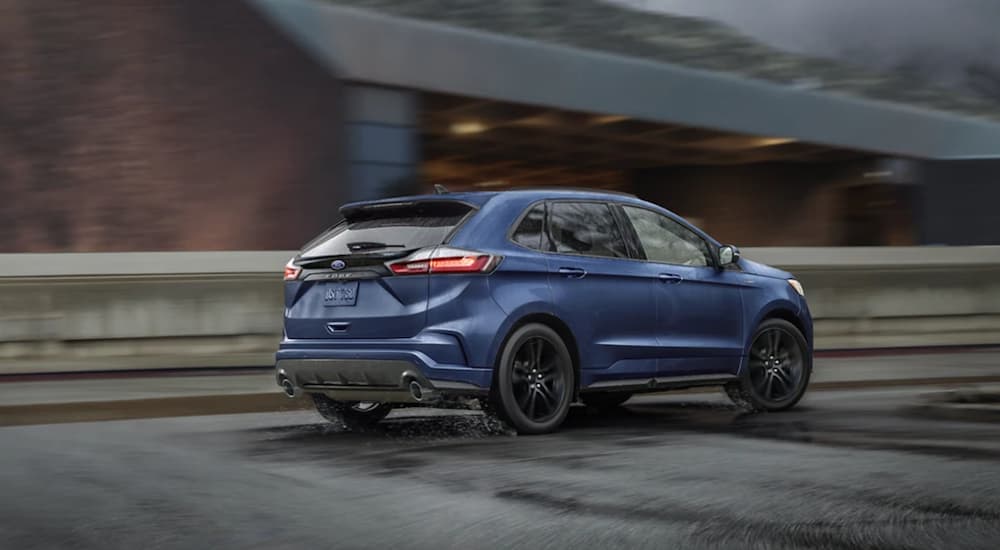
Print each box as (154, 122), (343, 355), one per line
(433, 184), (450, 195)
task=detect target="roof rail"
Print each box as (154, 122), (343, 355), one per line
(509, 186), (637, 198)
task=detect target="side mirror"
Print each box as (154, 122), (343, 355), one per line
(718, 245), (740, 267)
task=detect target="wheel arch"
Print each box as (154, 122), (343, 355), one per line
(762, 308), (808, 342)
(490, 312), (581, 395)
(744, 299), (813, 356)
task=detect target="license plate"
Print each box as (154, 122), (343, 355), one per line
(323, 281), (359, 307)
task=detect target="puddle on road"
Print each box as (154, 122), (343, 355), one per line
(208, 398), (1000, 550)
(231, 397), (1000, 464)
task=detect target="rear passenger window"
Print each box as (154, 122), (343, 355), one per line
(547, 202), (628, 259)
(512, 203), (545, 250)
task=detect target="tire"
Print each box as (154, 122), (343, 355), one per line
(312, 394), (392, 431)
(726, 318), (812, 412)
(581, 392), (632, 410)
(491, 323), (575, 434)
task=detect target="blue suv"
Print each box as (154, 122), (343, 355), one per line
(277, 189), (812, 434)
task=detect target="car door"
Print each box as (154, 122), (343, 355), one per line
(543, 201), (660, 383)
(619, 205), (745, 376)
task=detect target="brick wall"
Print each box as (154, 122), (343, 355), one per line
(0, 0), (345, 252)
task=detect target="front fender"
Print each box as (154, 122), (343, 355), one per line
(745, 298), (812, 352)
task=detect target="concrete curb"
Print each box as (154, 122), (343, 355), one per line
(0, 393), (312, 427)
(904, 403), (1000, 423)
(903, 388), (1000, 423)
(809, 376), (1000, 391)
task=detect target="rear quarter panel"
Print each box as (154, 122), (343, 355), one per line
(480, 251), (555, 369)
(423, 273), (508, 368)
(447, 195), (556, 370)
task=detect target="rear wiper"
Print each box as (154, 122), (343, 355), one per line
(346, 241), (407, 252)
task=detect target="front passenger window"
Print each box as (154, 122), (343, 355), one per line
(623, 206), (711, 267)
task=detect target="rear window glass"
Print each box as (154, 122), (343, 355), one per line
(301, 201), (472, 258)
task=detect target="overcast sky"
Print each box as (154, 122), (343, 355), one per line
(610, 0), (1000, 96)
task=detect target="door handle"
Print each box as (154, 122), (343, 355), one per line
(558, 267), (587, 279)
(658, 273), (683, 284)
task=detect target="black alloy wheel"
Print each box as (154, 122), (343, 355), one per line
(726, 318), (811, 411)
(492, 323), (575, 434)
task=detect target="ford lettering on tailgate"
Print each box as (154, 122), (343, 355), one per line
(323, 281), (359, 307)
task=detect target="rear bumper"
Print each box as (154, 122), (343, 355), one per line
(275, 333), (492, 402)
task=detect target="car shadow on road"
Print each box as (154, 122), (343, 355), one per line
(244, 399), (759, 444)
(237, 396), (1000, 462)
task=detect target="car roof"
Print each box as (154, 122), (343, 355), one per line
(339, 188), (641, 213)
(340, 188), (722, 249)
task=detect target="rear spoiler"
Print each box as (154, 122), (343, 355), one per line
(339, 199), (477, 219)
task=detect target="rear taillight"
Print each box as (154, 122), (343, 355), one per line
(429, 255), (493, 273)
(389, 260), (431, 275)
(388, 248), (499, 275)
(283, 259), (301, 281)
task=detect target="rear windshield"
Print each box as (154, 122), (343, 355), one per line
(300, 201), (473, 258)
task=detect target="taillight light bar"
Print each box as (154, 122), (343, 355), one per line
(429, 255), (493, 273)
(389, 260), (431, 275)
(387, 248), (499, 275)
(283, 259), (301, 281)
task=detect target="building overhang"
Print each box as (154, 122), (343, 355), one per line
(251, 0), (1000, 160)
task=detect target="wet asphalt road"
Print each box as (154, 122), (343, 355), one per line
(2, 387), (1000, 550)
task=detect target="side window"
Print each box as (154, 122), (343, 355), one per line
(547, 202), (629, 259)
(512, 203), (545, 250)
(623, 206), (712, 267)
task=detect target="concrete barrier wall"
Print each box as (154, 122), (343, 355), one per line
(1, 248), (998, 374)
(768, 248), (1000, 349)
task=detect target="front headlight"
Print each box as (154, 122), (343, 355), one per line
(788, 279), (805, 297)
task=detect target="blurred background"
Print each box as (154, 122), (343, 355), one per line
(0, 0), (999, 370)
(3, 3), (1000, 548)
(3, 0), (1000, 253)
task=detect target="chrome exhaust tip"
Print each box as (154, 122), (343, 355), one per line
(280, 378), (297, 398)
(409, 380), (424, 402)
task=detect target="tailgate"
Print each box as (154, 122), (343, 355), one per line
(283, 199), (475, 340)
(284, 273), (429, 339)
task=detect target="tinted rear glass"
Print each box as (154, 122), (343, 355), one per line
(512, 203), (545, 250)
(301, 201), (473, 258)
(547, 202), (628, 258)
